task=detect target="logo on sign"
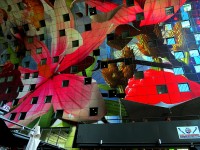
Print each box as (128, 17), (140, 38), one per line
(177, 126), (200, 139)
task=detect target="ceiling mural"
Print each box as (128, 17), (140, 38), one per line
(0, 0), (200, 129)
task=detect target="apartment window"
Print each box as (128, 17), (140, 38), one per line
(31, 97), (38, 104)
(19, 112), (26, 120)
(12, 99), (19, 106)
(156, 85), (168, 94)
(33, 72), (39, 78)
(53, 56), (59, 63)
(100, 61), (108, 69)
(28, 37), (33, 43)
(178, 83), (190, 92)
(173, 67), (184, 75)
(62, 80), (69, 87)
(7, 76), (13, 82)
(9, 113), (17, 120)
(24, 73), (30, 79)
(165, 6), (174, 15)
(41, 58), (47, 65)
(36, 47), (42, 54)
(45, 95), (52, 103)
(63, 14), (70, 22)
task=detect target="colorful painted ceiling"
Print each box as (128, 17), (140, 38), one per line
(0, 0), (200, 127)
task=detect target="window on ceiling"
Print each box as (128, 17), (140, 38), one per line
(93, 49), (100, 56)
(59, 29), (65, 37)
(24, 61), (30, 68)
(0, 77), (5, 83)
(63, 14), (70, 22)
(165, 6), (174, 15)
(178, 83), (190, 92)
(53, 56), (59, 63)
(31, 97), (38, 104)
(39, 20), (46, 27)
(17, 86), (23, 92)
(194, 65), (200, 73)
(54, 110), (63, 119)
(36, 47), (42, 54)
(189, 49), (199, 57)
(181, 20), (191, 28)
(70, 66), (78, 73)
(29, 84), (36, 91)
(17, 2), (25, 10)
(23, 24), (29, 31)
(84, 77), (92, 85)
(89, 107), (98, 116)
(84, 23), (92, 31)
(41, 58), (47, 65)
(136, 12), (144, 21)
(12, 99), (19, 106)
(33, 72), (39, 78)
(24, 73), (30, 79)
(166, 37), (176, 45)
(134, 71), (144, 79)
(5, 87), (11, 94)
(62, 80), (69, 87)
(45, 95), (52, 103)
(183, 4), (192, 12)
(126, 0), (134, 7)
(19, 112), (27, 120)
(7, 76), (13, 82)
(89, 7), (97, 16)
(28, 37), (33, 43)
(174, 51), (184, 59)
(26, 50), (31, 56)
(0, 100), (6, 107)
(72, 40), (79, 47)
(173, 67), (184, 75)
(156, 85), (168, 94)
(39, 34), (44, 41)
(9, 113), (17, 120)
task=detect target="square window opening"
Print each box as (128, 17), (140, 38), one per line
(156, 85), (168, 94)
